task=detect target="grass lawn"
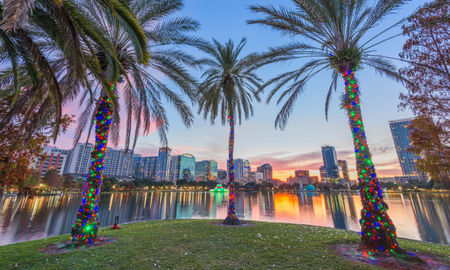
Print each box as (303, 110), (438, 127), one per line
(0, 220), (449, 269)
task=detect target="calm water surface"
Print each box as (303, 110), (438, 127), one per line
(0, 191), (449, 246)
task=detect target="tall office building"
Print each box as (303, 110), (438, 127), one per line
(66, 143), (93, 175)
(103, 148), (133, 177)
(156, 147), (171, 181)
(338, 160), (350, 182)
(389, 118), (426, 180)
(233, 159), (244, 181)
(217, 169), (227, 181)
(134, 156), (158, 180)
(321, 145), (340, 180)
(195, 160), (217, 181)
(319, 166), (328, 183)
(178, 153), (196, 181)
(132, 154), (143, 178)
(168, 156), (179, 183)
(257, 163), (273, 180)
(33, 146), (71, 176)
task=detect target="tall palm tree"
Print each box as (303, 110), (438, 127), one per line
(0, 0), (148, 140)
(197, 38), (261, 225)
(248, 0), (408, 253)
(70, 0), (201, 244)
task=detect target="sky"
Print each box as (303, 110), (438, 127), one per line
(54, 0), (427, 181)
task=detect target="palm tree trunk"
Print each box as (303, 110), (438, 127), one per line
(71, 85), (115, 244)
(223, 111), (240, 225)
(342, 70), (399, 253)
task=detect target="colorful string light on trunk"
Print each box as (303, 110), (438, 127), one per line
(224, 111), (240, 225)
(342, 70), (399, 253)
(71, 83), (115, 244)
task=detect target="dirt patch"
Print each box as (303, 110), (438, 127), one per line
(211, 221), (255, 227)
(333, 243), (450, 270)
(42, 236), (116, 255)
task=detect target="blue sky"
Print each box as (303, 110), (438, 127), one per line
(55, 0), (426, 180)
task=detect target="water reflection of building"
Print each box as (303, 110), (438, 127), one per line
(1, 192), (450, 246)
(410, 193), (450, 244)
(324, 194), (348, 229)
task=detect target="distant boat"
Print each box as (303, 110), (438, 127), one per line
(210, 184), (229, 193)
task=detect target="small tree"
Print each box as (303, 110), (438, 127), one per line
(43, 169), (63, 191)
(0, 99), (72, 196)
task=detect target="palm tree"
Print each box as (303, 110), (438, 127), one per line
(248, 0), (408, 253)
(0, 0), (148, 140)
(70, 0), (201, 244)
(196, 38), (261, 225)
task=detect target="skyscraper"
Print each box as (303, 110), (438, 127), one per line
(195, 160), (217, 181)
(66, 143), (93, 175)
(233, 159), (244, 181)
(257, 163), (273, 180)
(156, 147), (171, 182)
(103, 148), (133, 177)
(321, 145), (340, 181)
(179, 154), (196, 181)
(338, 160), (350, 182)
(389, 118), (426, 179)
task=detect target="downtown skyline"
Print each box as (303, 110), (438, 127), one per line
(52, 0), (424, 181)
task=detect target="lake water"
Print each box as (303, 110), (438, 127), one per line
(0, 191), (449, 246)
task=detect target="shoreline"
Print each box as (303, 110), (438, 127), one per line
(2, 189), (450, 197)
(0, 220), (448, 269)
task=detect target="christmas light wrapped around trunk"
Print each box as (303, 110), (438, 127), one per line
(223, 111), (240, 225)
(71, 83), (116, 244)
(342, 70), (399, 253)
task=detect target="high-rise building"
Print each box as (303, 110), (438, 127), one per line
(103, 148), (133, 177)
(389, 118), (426, 180)
(217, 169), (227, 180)
(34, 146), (71, 177)
(133, 157), (158, 181)
(321, 145), (340, 181)
(257, 164), (273, 180)
(233, 159), (244, 181)
(66, 143), (93, 175)
(195, 160), (217, 181)
(178, 153), (196, 181)
(338, 160), (350, 181)
(168, 156), (179, 183)
(132, 154), (143, 179)
(156, 147), (171, 182)
(319, 165), (328, 183)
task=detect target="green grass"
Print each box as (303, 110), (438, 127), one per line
(0, 220), (449, 269)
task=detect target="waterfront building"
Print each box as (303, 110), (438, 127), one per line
(389, 118), (427, 180)
(169, 156), (179, 183)
(156, 147), (171, 182)
(257, 163), (273, 180)
(195, 160), (217, 181)
(288, 169), (319, 186)
(65, 143), (93, 175)
(338, 160), (350, 182)
(34, 146), (71, 177)
(233, 159), (244, 182)
(319, 166), (328, 183)
(321, 145), (340, 181)
(103, 148), (133, 177)
(248, 172), (264, 183)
